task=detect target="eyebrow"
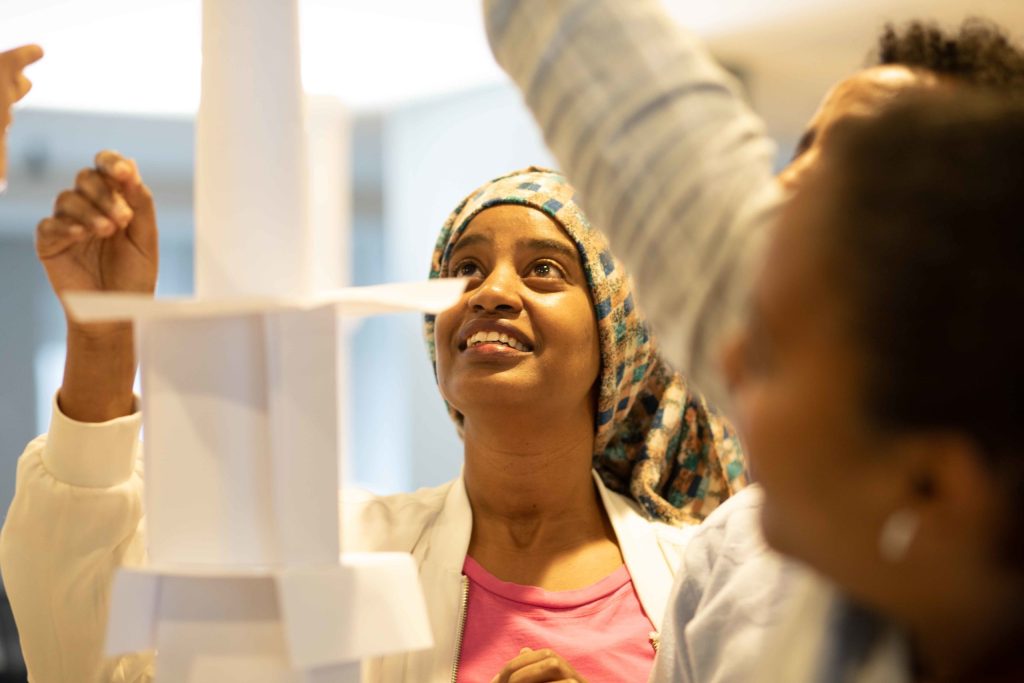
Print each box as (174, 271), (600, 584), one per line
(449, 234), (579, 262)
(523, 237), (579, 261)
(791, 127), (817, 161)
(449, 232), (491, 257)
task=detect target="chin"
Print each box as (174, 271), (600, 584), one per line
(443, 377), (543, 413)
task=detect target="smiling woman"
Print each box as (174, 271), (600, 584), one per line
(0, 160), (746, 683)
(417, 167), (747, 682)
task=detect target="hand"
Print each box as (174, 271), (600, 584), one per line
(0, 44), (43, 182)
(36, 150), (159, 329)
(37, 150), (159, 422)
(491, 647), (589, 683)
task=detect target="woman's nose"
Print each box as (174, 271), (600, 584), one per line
(467, 267), (522, 314)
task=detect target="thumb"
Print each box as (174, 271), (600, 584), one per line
(95, 151), (150, 209)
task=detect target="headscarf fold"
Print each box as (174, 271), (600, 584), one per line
(424, 168), (747, 524)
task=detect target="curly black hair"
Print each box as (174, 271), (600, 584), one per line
(874, 18), (1024, 95)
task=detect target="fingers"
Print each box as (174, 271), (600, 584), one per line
(54, 189), (119, 236)
(0, 45), (42, 105)
(94, 151), (157, 256)
(508, 657), (577, 683)
(14, 72), (32, 100)
(2, 44), (44, 71)
(493, 648), (584, 683)
(75, 168), (134, 228)
(35, 216), (85, 259)
(93, 150), (154, 222)
(94, 150), (140, 189)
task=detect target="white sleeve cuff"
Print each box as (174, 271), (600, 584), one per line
(41, 393), (142, 488)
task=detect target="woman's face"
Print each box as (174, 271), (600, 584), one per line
(723, 169), (918, 601)
(434, 204), (601, 423)
(726, 157), (1018, 655)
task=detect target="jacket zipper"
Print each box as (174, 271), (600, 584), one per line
(450, 575), (470, 683)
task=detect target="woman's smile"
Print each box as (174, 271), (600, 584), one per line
(458, 320), (534, 356)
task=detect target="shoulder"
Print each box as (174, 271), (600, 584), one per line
(664, 486), (801, 682)
(677, 485), (792, 606)
(342, 480), (455, 553)
(685, 485), (770, 569)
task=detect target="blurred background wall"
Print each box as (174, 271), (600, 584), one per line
(0, 0), (1022, 675)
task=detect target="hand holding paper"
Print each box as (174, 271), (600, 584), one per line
(36, 150), (158, 422)
(36, 150), (158, 307)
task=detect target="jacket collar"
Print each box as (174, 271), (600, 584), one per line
(592, 470), (675, 630)
(418, 470), (676, 629)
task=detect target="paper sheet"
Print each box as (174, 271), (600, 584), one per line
(105, 569), (161, 655)
(141, 314), (280, 566)
(62, 278), (467, 323)
(277, 554), (433, 668)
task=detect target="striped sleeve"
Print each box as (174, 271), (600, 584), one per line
(484, 0), (782, 408)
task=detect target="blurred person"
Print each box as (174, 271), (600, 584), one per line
(0, 43), (42, 189)
(778, 18), (1024, 190)
(485, 2), (1024, 681)
(0, 161), (747, 682)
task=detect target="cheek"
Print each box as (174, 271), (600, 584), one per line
(432, 307), (460, 382)
(545, 298), (600, 376)
(735, 356), (876, 556)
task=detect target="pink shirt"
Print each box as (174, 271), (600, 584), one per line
(456, 557), (657, 682)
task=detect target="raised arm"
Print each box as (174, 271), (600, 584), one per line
(484, 0), (781, 407)
(1, 151), (157, 681)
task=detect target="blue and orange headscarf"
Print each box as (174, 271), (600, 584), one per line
(424, 168), (747, 524)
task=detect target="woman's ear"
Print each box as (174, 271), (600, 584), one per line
(892, 431), (1002, 564)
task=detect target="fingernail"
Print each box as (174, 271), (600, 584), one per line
(95, 218), (115, 235)
(113, 161), (131, 177)
(116, 205), (133, 224)
(69, 224), (84, 237)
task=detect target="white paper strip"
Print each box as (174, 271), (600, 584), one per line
(306, 95), (350, 294)
(265, 306), (340, 565)
(318, 278), (469, 316)
(195, 0), (309, 299)
(62, 278), (467, 323)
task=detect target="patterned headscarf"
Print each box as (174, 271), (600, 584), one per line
(424, 168), (747, 524)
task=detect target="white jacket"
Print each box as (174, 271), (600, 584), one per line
(0, 399), (691, 682)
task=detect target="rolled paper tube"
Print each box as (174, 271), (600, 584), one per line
(195, 0), (311, 299)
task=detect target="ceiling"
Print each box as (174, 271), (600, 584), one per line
(1, 0), (1023, 120)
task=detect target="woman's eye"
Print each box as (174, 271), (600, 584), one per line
(529, 262), (563, 279)
(454, 262), (482, 277)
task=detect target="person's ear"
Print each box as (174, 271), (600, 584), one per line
(889, 432), (999, 564)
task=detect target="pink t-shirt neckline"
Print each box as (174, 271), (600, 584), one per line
(456, 557), (656, 682)
(462, 556), (631, 611)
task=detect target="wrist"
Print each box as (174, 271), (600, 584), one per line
(61, 322), (137, 422)
(66, 320), (134, 346)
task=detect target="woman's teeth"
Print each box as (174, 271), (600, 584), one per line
(466, 330), (530, 352)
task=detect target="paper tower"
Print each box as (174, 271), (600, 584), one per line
(63, 0), (449, 680)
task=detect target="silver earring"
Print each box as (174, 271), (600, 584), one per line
(878, 509), (919, 563)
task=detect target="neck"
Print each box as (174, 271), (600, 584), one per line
(462, 400), (604, 551)
(906, 576), (1024, 683)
